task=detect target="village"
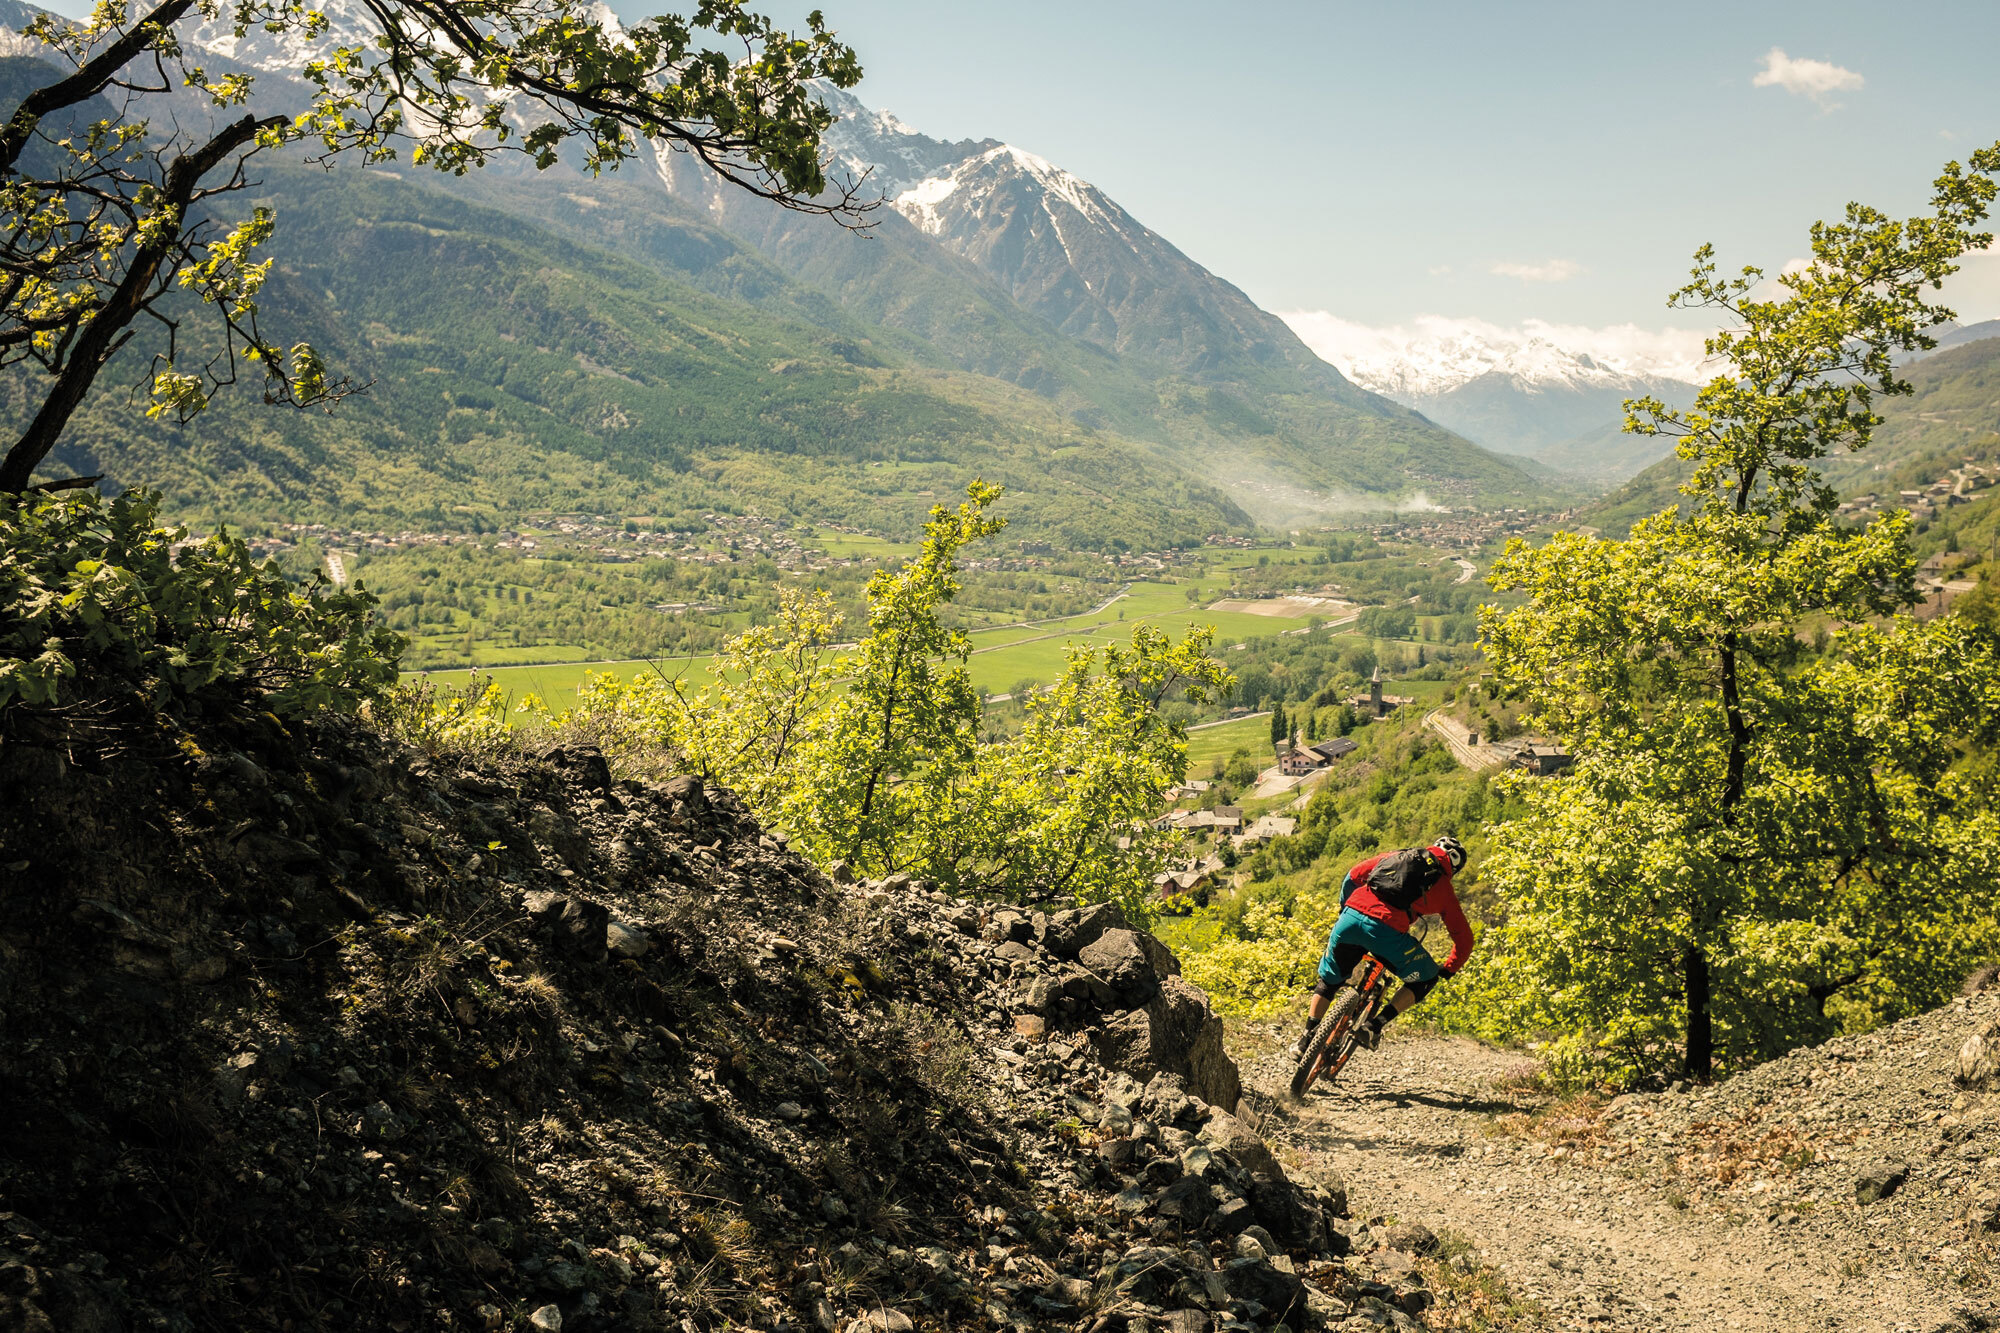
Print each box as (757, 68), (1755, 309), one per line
(1371, 505), (1579, 550)
(245, 513), (1205, 586)
(1144, 668), (1574, 907)
(1835, 457), (1995, 525)
(250, 512), (830, 569)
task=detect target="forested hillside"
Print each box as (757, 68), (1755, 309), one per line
(0, 1), (1553, 530)
(0, 149), (1251, 547)
(1585, 331), (2000, 535)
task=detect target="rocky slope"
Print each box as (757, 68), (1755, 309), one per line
(0, 711), (1450, 1333)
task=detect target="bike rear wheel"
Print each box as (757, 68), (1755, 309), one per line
(1290, 986), (1368, 1098)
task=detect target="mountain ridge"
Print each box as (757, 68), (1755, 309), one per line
(0, 2), (1558, 526)
(1582, 331), (2000, 534)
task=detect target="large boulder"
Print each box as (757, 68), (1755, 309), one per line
(1220, 1257), (1304, 1320)
(1200, 1112), (1285, 1183)
(1958, 1021), (2000, 1089)
(1152, 1176), (1212, 1226)
(1079, 928), (1160, 1005)
(1135, 930), (1181, 979)
(1089, 976), (1241, 1113)
(1043, 902), (1130, 961)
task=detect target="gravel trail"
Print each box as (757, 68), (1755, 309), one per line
(1238, 1026), (1993, 1333)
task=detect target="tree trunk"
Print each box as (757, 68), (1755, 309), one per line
(0, 113), (276, 492)
(1684, 942), (1712, 1080)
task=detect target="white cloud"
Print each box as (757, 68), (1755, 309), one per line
(1753, 47), (1863, 105)
(1491, 258), (1582, 283)
(1277, 311), (1717, 398)
(1427, 264), (1453, 276)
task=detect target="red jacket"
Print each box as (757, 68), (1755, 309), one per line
(1343, 849), (1475, 973)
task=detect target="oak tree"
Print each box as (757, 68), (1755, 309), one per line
(1465, 144), (2000, 1082)
(0, 0), (866, 492)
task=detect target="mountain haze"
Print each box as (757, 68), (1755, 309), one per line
(1283, 313), (1707, 485)
(0, 2), (1556, 531)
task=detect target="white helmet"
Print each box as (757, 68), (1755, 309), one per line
(1432, 834), (1467, 873)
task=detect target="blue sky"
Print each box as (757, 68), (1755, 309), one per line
(37, 0), (1997, 340)
(710, 0), (2000, 334)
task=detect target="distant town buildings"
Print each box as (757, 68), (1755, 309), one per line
(1512, 743), (1574, 776)
(1235, 814), (1298, 847)
(1346, 667), (1415, 719)
(1277, 736), (1357, 777)
(1155, 853), (1226, 900)
(1835, 460), (1994, 525)
(1156, 806), (1243, 834)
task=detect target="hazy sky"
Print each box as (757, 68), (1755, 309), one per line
(706, 0), (2000, 333)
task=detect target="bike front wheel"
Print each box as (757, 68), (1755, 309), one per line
(1290, 985), (1369, 1098)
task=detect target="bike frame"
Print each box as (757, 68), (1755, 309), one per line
(1301, 954), (1395, 1090)
(1293, 915), (1432, 1097)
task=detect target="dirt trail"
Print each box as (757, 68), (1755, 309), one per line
(1240, 1031), (1976, 1333)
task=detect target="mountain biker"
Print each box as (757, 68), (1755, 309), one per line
(1295, 834), (1473, 1057)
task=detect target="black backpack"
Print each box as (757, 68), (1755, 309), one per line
(1365, 848), (1442, 913)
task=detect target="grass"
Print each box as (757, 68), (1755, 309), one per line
(1485, 1093), (1611, 1152)
(963, 603), (1317, 694)
(1185, 715), (1271, 773)
(411, 656), (709, 717)
(808, 532), (919, 560)
(1416, 1229), (1549, 1332)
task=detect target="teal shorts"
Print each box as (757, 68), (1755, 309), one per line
(1316, 906), (1440, 991)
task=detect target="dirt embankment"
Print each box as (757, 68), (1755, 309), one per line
(1246, 997), (2000, 1333)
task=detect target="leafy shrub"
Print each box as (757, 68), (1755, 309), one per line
(0, 489), (401, 716)
(371, 672), (517, 756)
(522, 483), (1233, 916)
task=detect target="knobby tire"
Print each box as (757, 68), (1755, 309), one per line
(1291, 986), (1369, 1098)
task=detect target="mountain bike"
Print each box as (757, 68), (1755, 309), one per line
(1289, 918), (1429, 1099)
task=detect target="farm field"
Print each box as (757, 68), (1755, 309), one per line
(397, 537), (1474, 721)
(807, 532), (919, 561)
(1185, 715), (1271, 773)
(412, 656), (705, 718)
(962, 604), (1316, 694)
(425, 580), (1333, 715)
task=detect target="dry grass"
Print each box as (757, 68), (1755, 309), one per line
(821, 1248), (882, 1304)
(1418, 1253), (1549, 1331)
(1486, 1058), (1550, 1095)
(1674, 1114), (1830, 1188)
(515, 970), (561, 1010)
(892, 1004), (984, 1095)
(1485, 1093), (1611, 1151)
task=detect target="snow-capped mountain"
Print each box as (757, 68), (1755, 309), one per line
(629, 79), (1546, 510)
(717, 84), (1349, 380)
(29, 1), (1545, 510)
(186, 0), (628, 70)
(1282, 312), (1708, 402)
(1281, 312), (1709, 480)
(157, 5), (1423, 410)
